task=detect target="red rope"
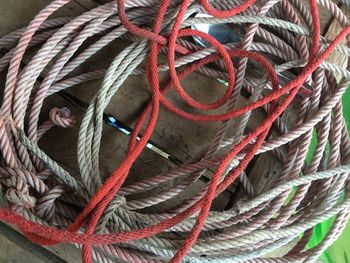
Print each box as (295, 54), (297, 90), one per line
(200, 0), (257, 18)
(1, 0), (350, 262)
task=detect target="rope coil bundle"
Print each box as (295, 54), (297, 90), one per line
(0, 0), (349, 262)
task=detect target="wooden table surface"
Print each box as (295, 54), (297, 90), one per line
(0, 0), (337, 262)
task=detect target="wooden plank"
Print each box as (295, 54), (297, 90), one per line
(0, 0), (339, 261)
(236, 1), (340, 198)
(0, 1), (91, 36)
(22, 0), (260, 203)
(0, 2), (238, 261)
(324, 5), (350, 82)
(0, 1), (94, 262)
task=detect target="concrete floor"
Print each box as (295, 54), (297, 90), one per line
(0, 235), (44, 263)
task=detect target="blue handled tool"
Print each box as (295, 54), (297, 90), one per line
(59, 91), (182, 166)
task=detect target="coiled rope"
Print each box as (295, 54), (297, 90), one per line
(0, 0), (350, 262)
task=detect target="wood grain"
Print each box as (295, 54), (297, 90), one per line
(324, 5), (350, 82)
(0, 0), (338, 261)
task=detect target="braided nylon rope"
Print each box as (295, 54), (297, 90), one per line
(0, 0), (349, 262)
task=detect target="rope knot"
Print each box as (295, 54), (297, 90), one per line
(2, 175), (36, 209)
(113, 195), (126, 208)
(1, 175), (28, 192)
(49, 107), (76, 128)
(96, 195), (126, 233)
(5, 188), (36, 209)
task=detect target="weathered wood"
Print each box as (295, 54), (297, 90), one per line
(0, 0), (339, 261)
(0, 1), (238, 260)
(236, 2), (343, 198)
(0, 1), (94, 262)
(325, 5), (350, 82)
